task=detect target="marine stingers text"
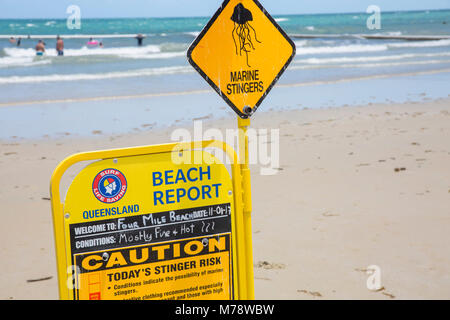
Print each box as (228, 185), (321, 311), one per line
(226, 69), (264, 95)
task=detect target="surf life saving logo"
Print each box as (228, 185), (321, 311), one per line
(92, 169), (127, 203)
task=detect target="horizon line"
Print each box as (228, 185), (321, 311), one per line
(0, 8), (449, 20)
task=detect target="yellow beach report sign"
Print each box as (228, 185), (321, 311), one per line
(50, 0), (298, 301)
(55, 149), (240, 300)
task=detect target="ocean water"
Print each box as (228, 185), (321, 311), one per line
(0, 10), (450, 139)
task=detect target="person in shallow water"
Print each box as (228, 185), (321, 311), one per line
(56, 36), (64, 56)
(87, 37), (99, 46)
(35, 39), (45, 56)
(135, 34), (145, 46)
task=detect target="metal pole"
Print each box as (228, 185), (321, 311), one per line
(237, 116), (255, 300)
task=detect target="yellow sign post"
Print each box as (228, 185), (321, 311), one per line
(188, 0), (296, 118)
(187, 0), (295, 298)
(50, 141), (253, 300)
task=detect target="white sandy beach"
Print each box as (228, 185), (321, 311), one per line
(0, 98), (449, 300)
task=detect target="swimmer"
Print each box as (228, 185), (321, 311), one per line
(87, 37), (99, 46)
(56, 36), (64, 56)
(35, 39), (45, 56)
(135, 34), (145, 46)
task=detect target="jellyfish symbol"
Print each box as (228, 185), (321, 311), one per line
(231, 3), (261, 67)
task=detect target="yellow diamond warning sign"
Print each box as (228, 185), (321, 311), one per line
(188, 0), (296, 118)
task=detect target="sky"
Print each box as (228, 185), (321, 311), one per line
(0, 0), (449, 18)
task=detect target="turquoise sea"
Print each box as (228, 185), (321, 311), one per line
(0, 9), (449, 139)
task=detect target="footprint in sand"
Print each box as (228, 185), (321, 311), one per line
(255, 261), (286, 270)
(297, 290), (322, 297)
(382, 291), (396, 299)
(255, 277), (271, 281)
(322, 212), (340, 217)
(356, 163), (370, 167)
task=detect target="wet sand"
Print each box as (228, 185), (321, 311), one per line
(0, 98), (449, 299)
